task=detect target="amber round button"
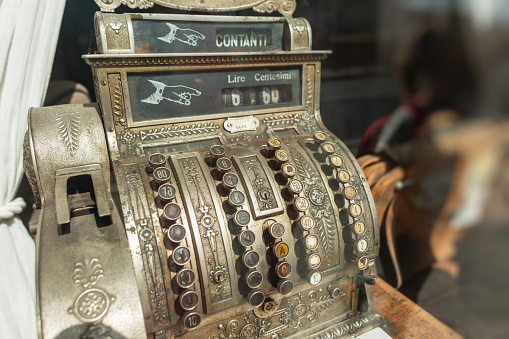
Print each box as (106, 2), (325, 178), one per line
(269, 222), (285, 239)
(163, 202), (181, 222)
(275, 261), (292, 279)
(158, 183), (176, 202)
(298, 216), (315, 231)
(304, 234), (319, 250)
(349, 204), (362, 218)
(308, 271), (322, 286)
(247, 289), (265, 307)
(172, 246), (191, 266)
(273, 242), (290, 259)
(210, 145), (226, 159)
(338, 170), (350, 183)
(245, 271), (263, 289)
(242, 250), (260, 268)
(233, 210), (251, 227)
(277, 280), (294, 295)
(167, 224), (186, 243)
(228, 190), (245, 207)
(182, 311), (201, 329)
(343, 186), (357, 200)
(288, 179), (303, 195)
(281, 163), (297, 178)
(180, 290), (199, 311)
(222, 172), (239, 189)
(216, 157), (233, 173)
(148, 153), (166, 168)
(176, 268), (195, 289)
(354, 221), (365, 235)
(306, 253), (321, 270)
(153, 167), (171, 184)
(238, 230), (256, 247)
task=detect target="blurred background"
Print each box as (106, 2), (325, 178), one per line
(18, 0), (509, 338)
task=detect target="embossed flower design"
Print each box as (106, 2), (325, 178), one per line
(119, 129), (136, 144)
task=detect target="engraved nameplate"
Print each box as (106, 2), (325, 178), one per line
(224, 116), (260, 134)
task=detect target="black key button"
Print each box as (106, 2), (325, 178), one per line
(148, 153), (166, 168)
(153, 167), (171, 184)
(233, 210), (250, 227)
(228, 190), (245, 207)
(245, 271), (263, 289)
(242, 250), (260, 268)
(172, 246), (191, 266)
(180, 290), (199, 311)
(238, 230), (256, 247)
(158, 183), (176, 203)
(182, 311), (201, 329)
(247, 289), (265, 307)
(162, 202), (181, 222)
(176, 268), (196, 289)
(216, 157), (232, 173)
(222, 172), (239, 190)
(210, 145), (226, 159)
(167, 223), (186, 243)
(275, 261), (292, 279)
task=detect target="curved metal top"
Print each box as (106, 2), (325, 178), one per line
(94, 0), (297, 16)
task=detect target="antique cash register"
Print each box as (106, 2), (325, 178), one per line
(23, 1), (383, 338)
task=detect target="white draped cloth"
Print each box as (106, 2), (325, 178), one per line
(0, 0), (66, 338)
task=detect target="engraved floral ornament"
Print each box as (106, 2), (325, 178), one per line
(56, 113), (80, 157)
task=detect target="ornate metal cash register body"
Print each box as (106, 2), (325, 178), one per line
(24, 1), (383, 338)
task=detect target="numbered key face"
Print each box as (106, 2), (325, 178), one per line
(307, 253), (321, 270)
(288, 179), (303, 195)
(299, 216), (315, 231)
(180, 290), (199, 311)
(357, 239), (368, 253)
(321, 142), (336, 154)
(176, 268), (196, 289)
(275, 150), (289, 163)
(349, 204), (362, 218)
(269, 222), (285, 239)
(245, 271), (263, 289)
(330, 154), (343, 168)
(294, 197), (310, 212)
(238, 230), (256, 247)
(273, 242), (289, 259)
(234, 210), (251, 227)
(308, 271), (322, 286)
(275, 261), (292, 279)
(210, 145), (226, 158)
(153, 167), (171, 184)
(172, 246), (191, 266)
(354, 221), (365, 235)
(149, 153), (166, 168)
(304, 234), (319, 250)
(338, 170), (350, 183)
(344, 186), (357, 200)
(358, 256), (369, 270)
(313, 131), (327, 143)
(222, 172), (239, 189)
(228, 190), (245, 207)
(282, 163), (297, 178)
(167, 224), (186, 243)
(158, 183), (176, 202)
(183, 312), (201, 329)
(267, 138), (281, 150)
(243, 250), (260, 268)
(163, 203), (181, 222)
(216, 157), (233, 173)
(277, 280), (294, 295)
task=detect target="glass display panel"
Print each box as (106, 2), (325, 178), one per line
(127, 67), (302, 122)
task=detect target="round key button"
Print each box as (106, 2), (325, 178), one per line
(228, 190), (245, 207)
(267, 138), (282, 151)
(172, 246), (191, 266)
(313, 131), (327, 144)
(281, 163), (297, 178)
(163, 202), (181, 222)
(176, 268), (196, 289)
(247, 289), (265, 307)
(158, 183), (176, 202)
(149, 153), (166, 168)
(298, 216), (315, 231)
(245, 271), (263, 289)
(354, 221), (365, 235)
(344, 186), (357, 200)
(288, 179), (303, 195)
(182, 311), (201, 329)
(269, 222), (285, 239)
(338, 170), (350, 183)
(304, 234), (319, 250)
(275, 261), (292, 279)
(321, 142), (336, 155)
(167, 224), (186, 243)
(210, 145), (226, 159)
(273, 242), (290, 259)
(153, 167), (171, 184)
(216, 157), (232, 173)
(349, 204), (362, 218)
(275, 150), (289, 163)
(358, 256), (369, 270)
(180, 290), (199, 311)
(330, 154), (343, 168)
(222, 173), (239, 189)
(306, 253), (321, 270)
(238, 230), (256, 247)
(242, 250), (260, 268)
(277, 280), (294, 295)
(294, 197), (310, 212)
(357, 239), (368, 253)
(308, 271), (322, 286)
(233, 210), (251, 227)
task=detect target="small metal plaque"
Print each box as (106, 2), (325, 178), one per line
(224, 116), (260, 134)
